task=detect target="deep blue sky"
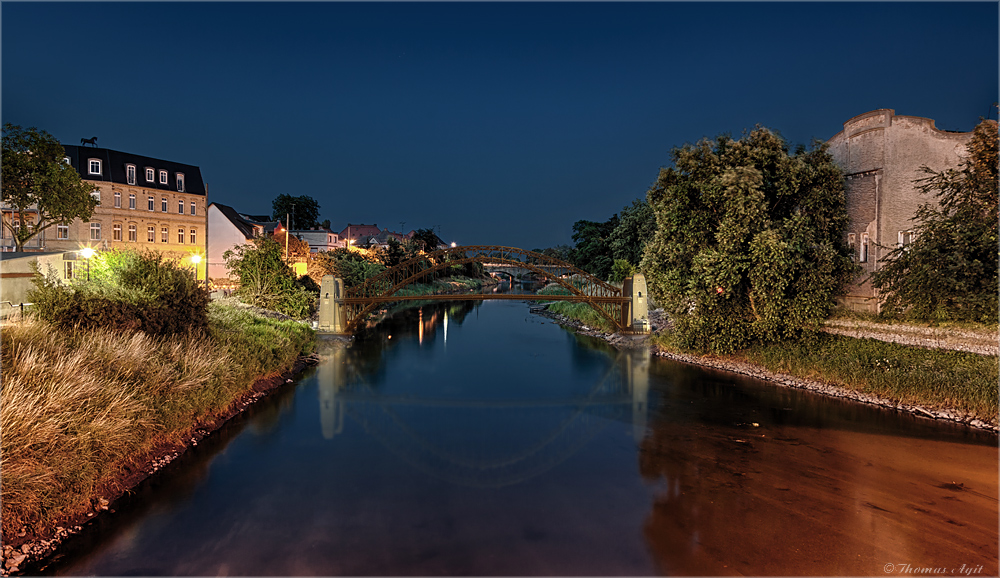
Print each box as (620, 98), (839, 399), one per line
(3, 2), (997, 249)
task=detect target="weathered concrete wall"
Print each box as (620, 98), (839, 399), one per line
(827, 109), (974, 312)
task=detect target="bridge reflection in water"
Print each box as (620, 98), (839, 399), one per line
(316, 314), (649, 489)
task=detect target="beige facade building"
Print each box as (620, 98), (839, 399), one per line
(827, 109), (975, 312)
(1, 145), (208, 280)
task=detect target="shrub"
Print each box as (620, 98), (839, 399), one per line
(28, 248), (208, 335)
(225, 237), (316, 318)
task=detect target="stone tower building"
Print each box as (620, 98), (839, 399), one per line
(827, 109), (975, 312)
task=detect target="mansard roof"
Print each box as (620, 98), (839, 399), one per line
(62, 144), (206, 195)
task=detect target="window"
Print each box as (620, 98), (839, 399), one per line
(88, 159), (101, 175)
(64, 261), (74, 280)
(114, 191), (121, 208)
(91, 189), (101, 205)
(148, 196), (154, 211)
(128, 224), (137, 242)
(189, 229), (196, 244)
(898, 230), (915, 247)
(129, 193), (136, 209)
(90, 222), (102, 241)
(113, 224), (122, 241)
(161, 227), (168, 243)
(860, 233), (869, 263)
(176, 173), (185, 192)
(57, 224), (69, 239)
(178, 228), (185, 243)
(126, 165), (136, 185)
(178, 200), (184, 214)
(147, 226), (155, 242)
(159, 170), (168, 185)
(190, 202), (196, 215)
(145, 167), (155, 182)
(161, 197), (168, 212)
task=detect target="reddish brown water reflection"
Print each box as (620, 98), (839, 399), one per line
(640, 417), (998, 575)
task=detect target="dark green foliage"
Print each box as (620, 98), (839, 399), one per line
(570, 216), (619, 280)
(309, 248), (386, 288)
(224, 237), (316, 318)
(609, 259), (635, 284)
(379, 237), (415, 269)
(608, 199), (656, 266)
(2, 124), (97, 251)
(411, 228), (442, 252)
(28, 249), (209, 335)
(871, 119), (998, 323)
(297, 274), (320, 293)
(642, 127), (854, 353)
(271, 194), (321, 229)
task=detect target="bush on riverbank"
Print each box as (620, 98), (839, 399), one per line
(545, 301), (616, 332)
(0, 302), (314, 541)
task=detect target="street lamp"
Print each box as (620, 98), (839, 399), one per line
(190, 254), (202, 286)
(79, 247), (95, 281)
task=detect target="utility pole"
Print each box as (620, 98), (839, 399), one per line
(285, 212), (290, 261)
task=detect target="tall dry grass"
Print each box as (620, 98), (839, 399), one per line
(1, 303), (313, 537)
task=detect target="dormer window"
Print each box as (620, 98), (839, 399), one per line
(145, 167), (155, 182)
(88, 159), (102, 175)
(126, 164), (136, 185)
(176, 173), (185, 192)
(63, 157), (71, 165)
(159, 170), (168, 185)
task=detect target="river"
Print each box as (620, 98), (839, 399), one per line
(43, 296), (998, 576)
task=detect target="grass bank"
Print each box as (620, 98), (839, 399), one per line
(538, 282), (618, 333)
(736, 334), (998, 422)
(0, 301), (315, 542)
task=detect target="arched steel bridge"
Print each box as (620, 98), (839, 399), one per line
(320, 245), (647, 335)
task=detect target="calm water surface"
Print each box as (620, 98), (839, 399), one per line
(45, 298), (998, 576)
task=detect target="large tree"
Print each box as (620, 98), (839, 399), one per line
(871, 119), (998, 323)
(569, 215), (619, 281)
(271, 194), (320, 229)
(608, 198), (656, 266)
(1, 124), (97, 251)
(641, 127), (854, 353)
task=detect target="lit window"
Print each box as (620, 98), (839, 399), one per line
(57, 224), (69, 239)
(189, 229), (196, 244)
(113, 224), (122, 241)
(178, 200), (184, 214)
(159, 170), (168, 185)
(88, 159), (101, 175)
(178, 228), (185, 243)
(128, 224), (137, 242)
(190, 202), (196, 215)
(148, 196), (154, 211)
(176, 173), (185, 192)
(64, 261), (74, 279)
(114, 191), (121, 208)
(161, 227), (168, 243)
(145, 167), (154, 182)
(91, 190), (101, 205)
(129, 193), (136, 210)
(90, 222), (101, 241)
(161, 197), (167, 212)
(126, 165), (136, 185)
(860, 233), (869, 263)
(147, 226), (155, 242)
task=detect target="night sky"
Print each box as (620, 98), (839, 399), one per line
(3, 2), (997, 250)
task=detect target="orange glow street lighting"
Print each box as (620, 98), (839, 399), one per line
(79, 247), (95, 281)
(191, 254), (202, 285)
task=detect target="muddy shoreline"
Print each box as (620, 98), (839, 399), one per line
(2, 350), (335, 576)
(530, 305), (999, 435)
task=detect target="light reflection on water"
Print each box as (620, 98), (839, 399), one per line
(43, 298), (997, 576)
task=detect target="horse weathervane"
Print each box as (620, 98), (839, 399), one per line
(81, 136), (98, 147)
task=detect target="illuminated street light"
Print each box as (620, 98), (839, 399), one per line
(190, 254), (202, 285)
(79, 247), (95, 281)
(450, 242), (457, 248)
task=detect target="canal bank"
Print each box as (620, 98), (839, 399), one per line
(0, 302), (318, 576)
(533, 305), (999, 433)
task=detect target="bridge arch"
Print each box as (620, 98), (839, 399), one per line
(332, 245), (630, 334)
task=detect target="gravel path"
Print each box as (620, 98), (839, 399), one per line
(821, 318), (998, 356)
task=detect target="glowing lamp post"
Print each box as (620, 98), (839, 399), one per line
(79, 247), (95, 281)
(190, 254), (202, 285)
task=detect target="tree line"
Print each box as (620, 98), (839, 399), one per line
(536, 119), (998, 352)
